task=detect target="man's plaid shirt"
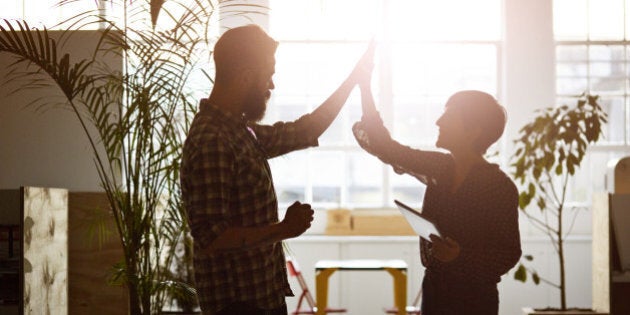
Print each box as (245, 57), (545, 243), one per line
(180, 99), (324, 314)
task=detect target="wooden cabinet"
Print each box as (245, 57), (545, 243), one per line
(67, 192), (127, 315)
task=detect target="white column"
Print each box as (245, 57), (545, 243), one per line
(502, 0), (555, 150)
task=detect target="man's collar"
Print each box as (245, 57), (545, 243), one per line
(199, 98), (247, 127)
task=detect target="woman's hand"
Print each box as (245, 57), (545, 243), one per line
(428, 234), (461, 263)
(352, 116), (391, 154)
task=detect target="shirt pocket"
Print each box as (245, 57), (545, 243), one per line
(239, 153), (273, 190)
(233, 152), (276, 223)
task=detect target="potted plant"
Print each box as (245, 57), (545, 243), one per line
(510, 93), (608, 314)
(0, 1), (257, 313)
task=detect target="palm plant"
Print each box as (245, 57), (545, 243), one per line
(510, 93), (607, 311)
(0, 0), (261, 313)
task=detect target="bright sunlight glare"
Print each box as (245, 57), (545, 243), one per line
(268, 0), (501, 100)
(269, 0), (501, 41)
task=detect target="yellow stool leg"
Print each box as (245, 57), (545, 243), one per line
(385, 268), (407, 315)
(315, 268), (338, 315)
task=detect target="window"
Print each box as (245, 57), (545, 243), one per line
(265, 0), (502, 209)
(2, 0), (101, 29)
(554, 0), (630, 202)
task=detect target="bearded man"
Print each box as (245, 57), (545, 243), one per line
(180, 24), (372, 315)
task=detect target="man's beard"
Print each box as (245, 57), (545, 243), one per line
(243, 89), (269, 122)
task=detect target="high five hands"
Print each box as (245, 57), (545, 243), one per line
(351, 41), (462, 264)
(351, 40), (393, 155)
(350, 39), (376, 87)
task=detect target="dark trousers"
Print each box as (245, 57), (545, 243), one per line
(216, 301), (288, 315)
(421, 270), (499, 315)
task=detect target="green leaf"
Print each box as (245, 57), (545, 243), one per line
(532, 272), (541, 285)
(533, 167), (542, 180)
(567, 158), (575, 175)
(514, 264), (527, 282)
(536, 197), (546, 211)
(586, 94), (598, 106)
(592, 118), (602, 142)
(519, 191), (532, 209)
(555, 163), (563, 175)
(544, 152), (555, 171)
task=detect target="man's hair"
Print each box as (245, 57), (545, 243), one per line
(445, 90), (507, 154)
(213, 24), (279, 84)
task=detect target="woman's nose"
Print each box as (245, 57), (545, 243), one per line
(436, 115), (445, 127)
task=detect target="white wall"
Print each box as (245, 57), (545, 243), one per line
(0, 30), (119, 191)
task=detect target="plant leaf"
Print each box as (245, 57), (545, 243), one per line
(514, 264), (527, 282)
(532, 272), (541, 285)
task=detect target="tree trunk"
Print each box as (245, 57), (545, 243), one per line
(127, 255), (142, 315)
(558, 206), (566, 310)
(559, 239), (566, 310)
(129, 283), (142, 315)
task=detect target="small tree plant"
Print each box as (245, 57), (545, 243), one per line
(511, 93), (607, 311)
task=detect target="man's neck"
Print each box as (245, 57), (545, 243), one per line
(207, 85), (244, 117)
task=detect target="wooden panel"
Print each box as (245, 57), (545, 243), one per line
(68, 192), (126, 315)
(592, 192), (610, 313)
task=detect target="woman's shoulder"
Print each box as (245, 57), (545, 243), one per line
(477, 163), (518, 194)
